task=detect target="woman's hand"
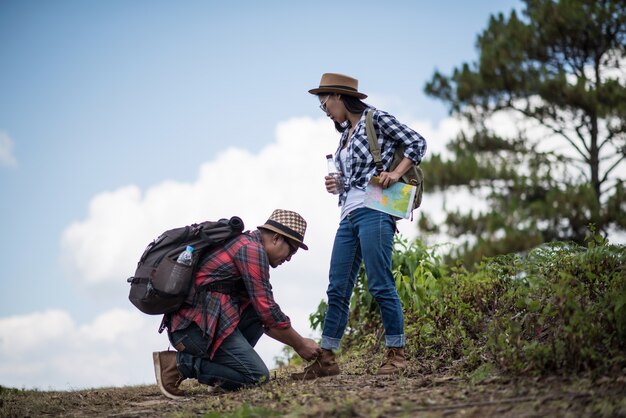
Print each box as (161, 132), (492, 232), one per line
(325, 175), (340, 194)
(378, 157), (415, 188)
(378, 171), (401, 188)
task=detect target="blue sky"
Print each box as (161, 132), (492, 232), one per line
(0, 0), (529, 390)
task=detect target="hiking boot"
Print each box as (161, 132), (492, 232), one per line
(377, 347), (407, 376)
(153, 351), (186, 399)
(291, 349), (340, 380)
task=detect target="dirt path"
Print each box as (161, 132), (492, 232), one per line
(2, 372), (625, 417)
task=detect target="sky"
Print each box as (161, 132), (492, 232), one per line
(0, 0), (556, 390)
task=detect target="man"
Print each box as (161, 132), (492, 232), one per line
(153, 209), (321, 399)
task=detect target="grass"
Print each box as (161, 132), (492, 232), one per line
(2, 359), (625, 417)
(3, 233), (625, 417)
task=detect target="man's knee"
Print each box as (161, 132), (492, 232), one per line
(250, 363), (270, 385)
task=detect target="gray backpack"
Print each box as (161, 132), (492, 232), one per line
(127, 216), (244, 315)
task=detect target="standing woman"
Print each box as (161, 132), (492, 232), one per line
(293, 73), (427, 379)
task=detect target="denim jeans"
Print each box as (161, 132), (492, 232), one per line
(168, 305), (269, 391)
(321, 207), (405, 350)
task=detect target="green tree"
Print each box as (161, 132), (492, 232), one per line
(422, 0), (626, 265)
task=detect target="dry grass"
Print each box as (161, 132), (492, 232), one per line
(2, 364), (625, 418)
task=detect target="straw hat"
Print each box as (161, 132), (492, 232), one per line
(258, 209), (309, 250)
(308, 73), (367, 99)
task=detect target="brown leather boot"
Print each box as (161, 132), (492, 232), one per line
(291, 349), (340, 380)
(153, 351), (186, 399)
(377, 347), (407, 375)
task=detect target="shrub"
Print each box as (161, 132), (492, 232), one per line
(308, 231), (626, 375)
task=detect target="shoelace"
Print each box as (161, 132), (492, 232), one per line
(381, 348), (403, 366)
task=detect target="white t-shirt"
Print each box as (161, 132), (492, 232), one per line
(339, 146), (366, 220)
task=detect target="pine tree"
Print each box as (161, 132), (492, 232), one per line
(422, 0), (626, 265)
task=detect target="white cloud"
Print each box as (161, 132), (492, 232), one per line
(0, 132), (17, 168)
(2, 115), (459, 390)
(0, 307), (316, 391)
(407, 117), (466, 159)
(58, 115), (448, 290)
(0, 308), (164, 390)
(59, 117), (345, 295)
(0, 310), (74, 353)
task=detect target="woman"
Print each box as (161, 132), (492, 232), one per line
(293, 73), (427, 379)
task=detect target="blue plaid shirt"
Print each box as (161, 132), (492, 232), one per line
(333, 108), (427, 206)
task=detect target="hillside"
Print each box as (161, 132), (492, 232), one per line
(4, 236), (624, 417)
(2, 367), (625, 417)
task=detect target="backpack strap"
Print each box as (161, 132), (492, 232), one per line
(205, 280), (245, 294)
(365, 109), (385, 174)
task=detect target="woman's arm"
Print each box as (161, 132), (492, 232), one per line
(377, 111), (427, 166)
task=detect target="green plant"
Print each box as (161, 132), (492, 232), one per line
(308, 230), (626, 376)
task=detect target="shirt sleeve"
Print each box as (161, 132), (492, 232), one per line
(375, 111), (427, 164)
(233, 241), (291, 330)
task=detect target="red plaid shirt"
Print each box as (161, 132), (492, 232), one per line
(167, 230), (291, 358)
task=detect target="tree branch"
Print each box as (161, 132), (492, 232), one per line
(542, 120), (591, 162)
(598, 131), (618, 152)
(573, 124), (592, 155)
(504, 104), (592, 162)
(600, 156), (626, 185)
(600, 179), (620, 196)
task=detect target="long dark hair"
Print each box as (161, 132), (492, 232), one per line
(333, 95), (369, 133)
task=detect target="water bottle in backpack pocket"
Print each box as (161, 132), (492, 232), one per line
(154, 245), (194, 295)
(127, 217), (244, 315)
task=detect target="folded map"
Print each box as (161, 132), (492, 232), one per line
(364, 176), (417, 219)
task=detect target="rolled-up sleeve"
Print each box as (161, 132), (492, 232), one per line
(376, 111), (427, 164)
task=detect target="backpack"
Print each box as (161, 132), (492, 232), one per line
(127, 216), (244, 315)
(365, 109), (424, 211)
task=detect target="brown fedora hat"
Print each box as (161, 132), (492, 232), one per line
(309, 73), (367, 99)
(258, 209), (309, 250)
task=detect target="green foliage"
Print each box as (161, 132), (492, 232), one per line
(422, 0), (626, 265)
(309, 233), (626, 376)
(273, 345), (302, 368)
(482, 238), (626, 374)
(308, 300), (327, 334)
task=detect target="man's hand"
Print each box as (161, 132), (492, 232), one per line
(295, 338), (322, 361)
(265, 327), (322, 361)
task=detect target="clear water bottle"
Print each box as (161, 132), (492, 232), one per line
(326, 154), (345, 194)
(168, 245), (194, 287)
(177, 245), (194, 265)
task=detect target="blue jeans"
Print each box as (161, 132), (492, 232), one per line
(322, 208), (405, 350)
(168, 305), (269, 391)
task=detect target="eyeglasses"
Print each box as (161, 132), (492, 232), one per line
(319, 95), (330, 112)
(284, 237), (298, 257)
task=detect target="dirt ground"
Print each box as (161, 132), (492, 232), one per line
(2, 370), (625, 418)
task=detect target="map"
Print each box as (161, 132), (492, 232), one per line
(364, 176), (417, 219)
